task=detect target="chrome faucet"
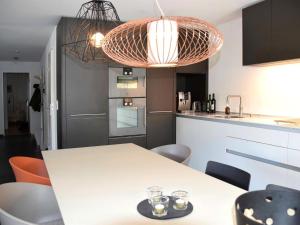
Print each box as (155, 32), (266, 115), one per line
(226, 95), (243, 117)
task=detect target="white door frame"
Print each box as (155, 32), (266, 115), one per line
(48, 49), (58, 150)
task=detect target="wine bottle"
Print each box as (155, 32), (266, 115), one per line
(211, 93), (216, 113)
(206, 94), (211, 113)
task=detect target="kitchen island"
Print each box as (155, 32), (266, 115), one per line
(43, 144), (244, 225)
(177, 112), (300, 191)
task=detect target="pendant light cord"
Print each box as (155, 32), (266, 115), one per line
(155, 0), (165, 17)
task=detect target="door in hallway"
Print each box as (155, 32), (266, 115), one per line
(3, 73), (30, 136)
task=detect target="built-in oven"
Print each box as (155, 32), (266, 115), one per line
(109, 67), (146, 98)
(109, 98), (146, 137)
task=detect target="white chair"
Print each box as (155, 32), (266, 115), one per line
(151, 144), (192, 165)
(0, 182), (64, 225)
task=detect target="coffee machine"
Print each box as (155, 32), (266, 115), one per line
(177, 92), (191, 112)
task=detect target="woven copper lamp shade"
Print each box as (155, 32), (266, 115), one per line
(66, 0), (121, 62)
(102, 16), (223, 68)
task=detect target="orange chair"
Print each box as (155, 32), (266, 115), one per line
(9, 156), (51, 186)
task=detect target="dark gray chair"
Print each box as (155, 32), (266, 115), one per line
(151, 144), (192, 165)
(266, 184), (300, 193)
(0, 182), (64, 225)
(205, 161), (251, 190)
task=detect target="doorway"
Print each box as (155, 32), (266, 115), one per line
(3, 73), (30, 136)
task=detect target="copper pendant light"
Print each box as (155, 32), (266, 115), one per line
(102, 0), (223, 68)
(66, 0), (121, 62)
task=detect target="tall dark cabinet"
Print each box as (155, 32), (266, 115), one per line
(57, 18), (109, 148)
(243, 0), (300, 65)
(146, 68), (176, 149)
(62, 56), (108, 148)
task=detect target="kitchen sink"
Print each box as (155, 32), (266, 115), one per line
(213, 115), (245, 119)
(274, 119), (298, 125)
(274, 119), (295, 124)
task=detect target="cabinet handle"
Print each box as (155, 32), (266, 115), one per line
(69, 113), (107, 117)
(148, 111), (173, 114)
(144, 107), (146, 128)
(226, 148), (300, 173)
(109, 135), (145, 140)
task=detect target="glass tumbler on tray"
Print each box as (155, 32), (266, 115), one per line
(172, 190), (189, 210)
(151, 195), (169, 217)
(147, 186), (163, 204)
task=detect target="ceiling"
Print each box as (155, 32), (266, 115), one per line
(0, 0), (260, 62)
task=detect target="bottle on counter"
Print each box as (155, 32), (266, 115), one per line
(211, 93), (216, 113)
(225, 104), (230, 115)
(206, 94), (211, 113)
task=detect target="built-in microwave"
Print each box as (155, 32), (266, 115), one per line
(109, 67), (146, 98)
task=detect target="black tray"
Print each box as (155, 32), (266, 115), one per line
(137, 197), (193, 220)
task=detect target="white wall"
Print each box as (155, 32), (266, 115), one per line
(209, 14), (300, 117)
(40, 27), (57, 150)
(0, 61), (42, 143)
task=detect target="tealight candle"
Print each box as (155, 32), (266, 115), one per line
(175, 198), (186, 209)
(154, 204), (165, 215)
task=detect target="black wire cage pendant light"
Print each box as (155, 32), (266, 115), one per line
(66, 0), (121, 62)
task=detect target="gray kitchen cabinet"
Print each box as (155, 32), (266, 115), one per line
(109, 135), (146, 148)
(65, 55), (108, 115)
(147, 113), (175, 149)
(147, 68), (176, 112)
(146, 68), (176, 149)
(57, 17), (109, 148)
(66, 115), (108, 148)
(175, 60), (208, 74)
(60, 54), (109, 148)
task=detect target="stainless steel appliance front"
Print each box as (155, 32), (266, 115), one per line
(109, 98), (146, 137)
(109, 67), (146, 98)
(177, 92), (191, 112)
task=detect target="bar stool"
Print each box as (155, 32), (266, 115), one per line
(9, 156), (51, 186)
(0, 182), (64, 225)
(151, 144), (192, 165)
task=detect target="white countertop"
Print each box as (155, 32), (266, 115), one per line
(43, 144), (244, 225)
(177, 111), (300, 132)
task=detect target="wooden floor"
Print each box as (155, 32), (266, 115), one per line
(5, 121), (30, 136)
(0, 134), (41, 184)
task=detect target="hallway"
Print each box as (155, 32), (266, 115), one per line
(0, 135), (41, 184)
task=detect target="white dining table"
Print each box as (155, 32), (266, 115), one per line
(42, 143), (245, 225)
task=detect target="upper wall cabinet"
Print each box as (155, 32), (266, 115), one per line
(243, 0), (300, 65)
(270, 0), (300, 62)
(243, 0), (272, 65)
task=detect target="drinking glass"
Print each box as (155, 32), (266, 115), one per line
(172, 190), (189, 210)
(151, 195), (169, 217)
(147, 186), (163, 204)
